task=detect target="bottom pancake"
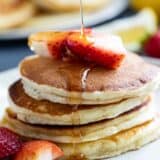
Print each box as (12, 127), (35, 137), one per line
(2, 101), (154, 143)
(2, 114), (160, 160)
(59, 117), (160, 160)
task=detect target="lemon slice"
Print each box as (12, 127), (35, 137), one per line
(131, 0), (160, 16)
(95, 8), (158, 51)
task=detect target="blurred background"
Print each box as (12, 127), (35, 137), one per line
(0, 0), (160, 72)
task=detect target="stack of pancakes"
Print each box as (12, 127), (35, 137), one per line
(2, 53), (160, 159)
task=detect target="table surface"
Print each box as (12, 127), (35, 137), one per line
(0, 8), (133, 72)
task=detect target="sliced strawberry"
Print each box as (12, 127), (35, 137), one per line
(14, 140), (63, 160)
(29, 29), (126, 69)
(29, 29), (92, 59)
(29, 32), (68, 59)
(0, 127), (22, 159)
(65, 33), (126, 69)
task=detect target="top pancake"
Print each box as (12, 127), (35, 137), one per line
(20, 53), (160, 104)
(20, 53), (160, 92)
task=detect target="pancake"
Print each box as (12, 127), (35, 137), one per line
(0, 0), (23, 13)
(20, 53), (160, 105)
(59, 117), (160, 160)
(0, 0), (35, 29)
(2, 100), (155, 143)
(2, 113), (160, 159)
(33, 0), (110, 12)
(9, 80), (150, 125)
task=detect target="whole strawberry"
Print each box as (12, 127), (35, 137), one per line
(144, 31), (160, 58)
(0, 127), (22, 159)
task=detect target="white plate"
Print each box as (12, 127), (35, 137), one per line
(0, 0), (128, 40)
(142, 56), (160, 67)
(0, 57), (160, 159)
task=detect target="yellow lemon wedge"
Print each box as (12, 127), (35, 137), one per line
(95, 8), (158, 51)
(131, 0), (160, 16)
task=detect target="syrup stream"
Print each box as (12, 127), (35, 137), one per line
(70, 1), (88, 159)
(80, 0), (85, 36)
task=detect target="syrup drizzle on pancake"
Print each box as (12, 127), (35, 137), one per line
(71, 66), (92, 153)
(81, 68), (91, 91)
(67, 154), (87, 160)
(70, 65), (92, 158)
(58, 46), (94, 158)
(71, 1), (86, 157)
